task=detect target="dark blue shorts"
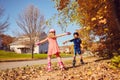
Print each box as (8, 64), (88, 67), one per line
(74, 49), (81, 55)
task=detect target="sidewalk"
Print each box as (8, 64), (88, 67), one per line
(0, 57), (73, 70)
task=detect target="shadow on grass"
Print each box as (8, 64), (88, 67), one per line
(94, 57), (111, 62)
(65, 62), (88, 70)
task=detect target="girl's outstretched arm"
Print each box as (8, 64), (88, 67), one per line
(56, 32), (71, 38)
(35, 38), (48, 45)
(40, 38), (48, 43)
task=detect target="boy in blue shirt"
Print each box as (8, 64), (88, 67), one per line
(63, 32), (84, 67)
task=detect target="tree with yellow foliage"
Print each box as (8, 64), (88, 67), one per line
(53, 0), (120, 58)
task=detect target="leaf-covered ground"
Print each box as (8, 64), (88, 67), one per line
(0, 57), (120, 80)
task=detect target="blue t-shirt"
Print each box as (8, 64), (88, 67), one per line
(70, 38), (82, 50)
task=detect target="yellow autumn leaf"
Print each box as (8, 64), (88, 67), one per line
(118, 63), (120, 68)
(87, 71), (92, 75)
(91, 17), (96, 21)
(98, 16), (103, 19)
(104, 6), (107, 9)
(99, 18), (107, 24)
(104, 0), (106, 2)
(86, 26), (91, 31)
(104, 28), (109, 31)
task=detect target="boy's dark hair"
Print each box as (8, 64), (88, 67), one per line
(73, 32), (79, 36)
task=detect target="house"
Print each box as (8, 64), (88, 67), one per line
(10, 32), (48, 54)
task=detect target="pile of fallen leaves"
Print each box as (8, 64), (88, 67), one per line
(0, 58), (120, 80)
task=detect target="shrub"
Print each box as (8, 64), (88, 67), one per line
(111, 55), (120, 69)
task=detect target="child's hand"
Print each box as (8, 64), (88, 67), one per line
(66, 32), (71, 35)
(63, 41), (67, 44)
(35, 42), (40, 45)
(63, 42), (66, 44)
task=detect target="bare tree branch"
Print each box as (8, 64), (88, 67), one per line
(0, 7), (9, 34)
(16, 4), (46, 58)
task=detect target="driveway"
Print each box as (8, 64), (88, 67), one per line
(0, 57), (73, 70)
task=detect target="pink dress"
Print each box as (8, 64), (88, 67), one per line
(47, 37), (60, 55)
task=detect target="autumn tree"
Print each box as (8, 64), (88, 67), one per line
(53, 0), (120, 58)
(16, 5), (46, 58)
(0, 34), (14, 50)
(0, 7), (9, 34)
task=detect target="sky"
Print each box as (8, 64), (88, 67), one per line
(0, 0), (81, 46)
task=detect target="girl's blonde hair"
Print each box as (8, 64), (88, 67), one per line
(48, 32), (56, 38)
(48, 29), (56, 38)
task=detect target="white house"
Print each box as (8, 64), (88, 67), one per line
(10, 32), (48, 54)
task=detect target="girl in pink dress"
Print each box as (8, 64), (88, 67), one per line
(36, 29), (71, 71)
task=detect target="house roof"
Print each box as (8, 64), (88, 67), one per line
(10, 32), (47, 46)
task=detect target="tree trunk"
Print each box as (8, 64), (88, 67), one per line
(31, 44), (34, 59)
(113, 0), (120, 32)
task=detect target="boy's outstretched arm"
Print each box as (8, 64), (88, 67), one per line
(35, 38), (48, 45)
(63, 38), (74, 44)
(56, 32), (71, 38)
(63, 40), (70, 44)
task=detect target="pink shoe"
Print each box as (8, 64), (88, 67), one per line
(47, 67), (52, 72)
(59, 62), (65, 70)
(47, 62), (52, 72)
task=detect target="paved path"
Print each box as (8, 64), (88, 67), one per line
(0, 57), (73, 70)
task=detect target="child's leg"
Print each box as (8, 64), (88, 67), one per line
(72, 49), (77, 67)
(73, 55), (76, 67)
(79, 51), (84, 64)
(47, 55), (52, 71)
(56, 53), (62, 62)
(73, 55), (76, 61)
(56, 53), (65, 69)
(79, 54), (83, 60)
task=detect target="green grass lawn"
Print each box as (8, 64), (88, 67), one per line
(0, 50), (73, 61)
